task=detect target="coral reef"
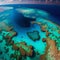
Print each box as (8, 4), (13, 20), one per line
(31, 21), (47, 32)
(40, 37), (60, 60)
(0, 22), (34, 60)
(0, 22), (13, 31)
(31, 21), (60, 60)
(13, 42), (33, 56)
(0, 7), (60, 60)
(58, 30), (60, 34)
(4, 31), (17, 41)
(27, 30), (40, 41)
(42, 38), (46, 42)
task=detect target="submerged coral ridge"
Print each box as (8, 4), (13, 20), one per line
(31, 20), (60, 60)
(40, 37), (60, 60)
(0, 7), (60, 60)
(0, 22), (34, 60)
(27, 30), (40, 41)
(12, 42), (33, 57)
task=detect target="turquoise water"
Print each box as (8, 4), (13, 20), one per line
(0, 6), (60, 60)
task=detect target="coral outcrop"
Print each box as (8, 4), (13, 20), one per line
(0, 22), (34, 60)
(40, 37), (60, 60)
(58, 30), (60, 34)
(31, 21), (60, 60)
(15, 42), (33, 56)
(27, 30), (40, 41)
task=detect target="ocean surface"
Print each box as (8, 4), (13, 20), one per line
(0, 4), (60, 60)
(0, 4), (60, 25)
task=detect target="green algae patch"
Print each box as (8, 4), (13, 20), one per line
(27, 30), (40, 41)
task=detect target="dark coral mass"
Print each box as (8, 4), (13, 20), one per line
(13, 10), (36, 28)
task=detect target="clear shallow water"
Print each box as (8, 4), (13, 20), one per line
(0, 5), (60, 60)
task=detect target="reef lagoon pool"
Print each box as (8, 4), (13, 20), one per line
(0, 4), (60, 60)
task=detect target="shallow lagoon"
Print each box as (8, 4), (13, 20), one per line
(0, 4), (60, 60)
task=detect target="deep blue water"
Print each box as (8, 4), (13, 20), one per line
(0, 4), (60, 25)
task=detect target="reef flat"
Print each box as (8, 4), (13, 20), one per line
(0, 7), (60, 60)
(31, 20), (60, 60)
(27, 31), (40, 41)
(0, 22), (34, 60)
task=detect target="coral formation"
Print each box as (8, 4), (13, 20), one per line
(13, 42), (33, 56)
(58, 30), (60, 34)
(0, 22), (13, 31)
(41, 25), (47, 32)
(40, 37), (60, 60)
(0, 22), (34, 60)
(0, 8), (60, 60)
(4, 31), (17, 41)
(27, 30), (40, 41)
(42, 38), (46, 42)
(31, 21), (60, 60)
(46, 31), (51, 37)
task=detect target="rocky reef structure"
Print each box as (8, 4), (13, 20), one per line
(27, 30), (40, 41)
(31, 20), (60, 60)
(31, 21), (51, 37)
(40, 37), (60, 60)
(58, 30), (60, 34)
(0, 22), (13, 31)
(0, 22), (34, 60)
(0, 7), (60, 60)
(3, 30), (17, 42)
(15, 42), (33, 56)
